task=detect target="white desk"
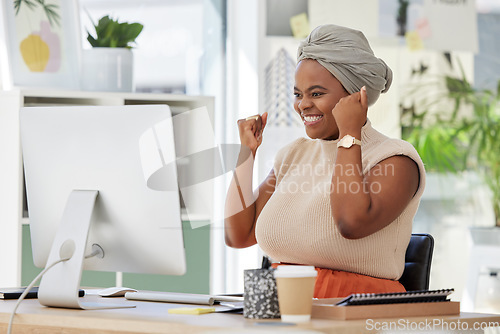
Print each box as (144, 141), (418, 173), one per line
(1, 294), (499, 333)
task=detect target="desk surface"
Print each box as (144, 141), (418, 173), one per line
(1, 294), (499, 334)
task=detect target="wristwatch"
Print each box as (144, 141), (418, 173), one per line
(337, 134), (362, 149)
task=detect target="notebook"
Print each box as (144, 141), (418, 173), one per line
(125, 291), (244, 306)
(335, 288), (454, 306)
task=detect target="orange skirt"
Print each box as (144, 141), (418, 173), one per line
(273, 264), (406, 298)
(313, 268), (406, 298)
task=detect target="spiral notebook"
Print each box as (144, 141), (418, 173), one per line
(335, 289), (454, 306)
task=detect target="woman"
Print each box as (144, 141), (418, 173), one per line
(224, 24), (425, 298)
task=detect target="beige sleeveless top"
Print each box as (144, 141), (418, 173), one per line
(255, 120), (425, 280)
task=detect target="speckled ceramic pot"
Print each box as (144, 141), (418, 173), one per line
(243, 268), (280, 319)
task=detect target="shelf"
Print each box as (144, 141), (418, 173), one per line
(0, 89), (216, 288)
(20, 213), (210, 225)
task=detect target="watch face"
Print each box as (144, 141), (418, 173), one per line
(343, 138), (353, 148)
(338, 135), (354, 148)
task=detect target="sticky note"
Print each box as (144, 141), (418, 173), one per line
(168, 307), (216, 315)
(405, 31), (424, 51)
(416, 18), (432, 39)
(290, 13), (310, 39)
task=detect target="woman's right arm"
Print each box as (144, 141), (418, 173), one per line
(224, 113), (276, 248)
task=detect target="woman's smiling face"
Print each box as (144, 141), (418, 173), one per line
(294, 59), (349, 140)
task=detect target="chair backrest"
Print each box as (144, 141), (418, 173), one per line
(399, 233), (434, 291)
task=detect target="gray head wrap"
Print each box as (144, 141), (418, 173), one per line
(297, 24), (392, 106)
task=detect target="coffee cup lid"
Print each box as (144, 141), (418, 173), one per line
(274, 265), (317, 278)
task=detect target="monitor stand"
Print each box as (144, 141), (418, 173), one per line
(38, 190), (135, 309)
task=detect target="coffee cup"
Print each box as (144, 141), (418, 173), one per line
(274, 265), (317, 323)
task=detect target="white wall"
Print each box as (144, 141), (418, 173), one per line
(80, 0), (205, 92)
(223, 0), (261, 294)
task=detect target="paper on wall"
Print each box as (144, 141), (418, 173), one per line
(422, 0), (478, 53)
(308, 0), (379, 38)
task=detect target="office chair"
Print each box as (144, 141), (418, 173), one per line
(261, 233), (434, 291)
(399, 233), (434, 291)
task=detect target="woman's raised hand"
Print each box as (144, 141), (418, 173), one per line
(332, 86), (368, 135)
(237, 112), (268, 156)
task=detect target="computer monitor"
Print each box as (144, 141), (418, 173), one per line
(20, 104), (186, 309)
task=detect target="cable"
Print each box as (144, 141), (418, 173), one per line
(85, 244), (103, 259)
(7, 257), (69, 334)
(7, 241), (100, 333)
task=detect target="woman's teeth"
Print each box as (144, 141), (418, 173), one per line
(303, 115), (323, 122)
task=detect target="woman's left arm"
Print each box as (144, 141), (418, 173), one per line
(330, 87), (420, 239)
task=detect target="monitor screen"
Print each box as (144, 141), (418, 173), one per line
(20, 104), (186, 309)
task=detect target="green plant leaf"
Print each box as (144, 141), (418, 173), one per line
(14, 0), (59, 27)
(87, 33), (98, 47)
(407, 125), (468, 173)
(403, 64), (500, 224)
(14, 0), (37, 15)
(40, 3), (60, 27)
(87, 15), (144, 48)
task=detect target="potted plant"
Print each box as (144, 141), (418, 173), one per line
(396, 0), (410, 36)
(401, 61), (500, 227)
(81, 15), (144, 92)
(86, 15), (143, 49)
